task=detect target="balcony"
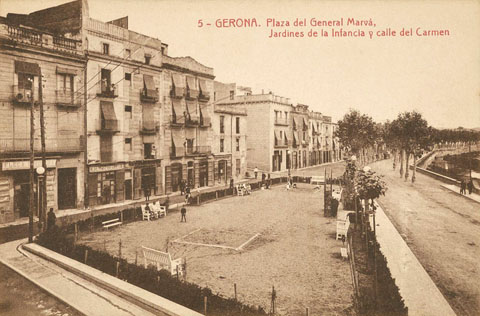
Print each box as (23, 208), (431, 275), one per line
(198, 93), (210, 102)
(185, 115), (200, 127)
(169, 115), (185, 127)
(140, 88), (159, 103)
(199, 116), (211, 128)
(96, 119), (119, 134)
(7, 24), (42, 47)
(274, 141), (288, 148)
(97, 84), (118, 98)
(140, 121), (160, 135)
(170, 87), (185, 99)
(12, 85), (39, 105)
(0, 136), (83, 154)
(186, 145), (211, 156)
(170, 146), (185, 158)
(274, 118), (289, 126)
(55, 90), (81, 107)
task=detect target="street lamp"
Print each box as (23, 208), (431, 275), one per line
(36, 166), (46, 232)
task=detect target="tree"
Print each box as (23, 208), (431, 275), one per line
(389, 111), (430, 182)
(336, 109), (378, 165)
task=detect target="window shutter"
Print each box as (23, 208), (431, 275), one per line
(115, 170), (125, 202)
(155, 166), (163, 195)
(88, 173), (98, 207)
(165, 166), (171, 194)
(227, 160), (232, 179)
(133, 168), (142, 199)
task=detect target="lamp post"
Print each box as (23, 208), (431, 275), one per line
(36, 166), (46, 232)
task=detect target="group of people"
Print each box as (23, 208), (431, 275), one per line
(261, 172), (272, 189)
(460, 179), (474, 195)
(285, 177), (297, 190)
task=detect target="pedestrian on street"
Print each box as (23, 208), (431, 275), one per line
(180, 206), (187, 222)
(262, 173), (266, 187)
(460, 180), (466, 195)
(331, 198), (339, 218)
(144, 185), (151, 201)
(254, 167), (259, 179)
(180, 179), (185, 195)
(467, 179), (473, 195)
(47, 207), (56, 231)
(185, 185), (191, 204)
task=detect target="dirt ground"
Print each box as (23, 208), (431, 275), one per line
(79, 180), (353, 316)
(371, 159), (480, 316)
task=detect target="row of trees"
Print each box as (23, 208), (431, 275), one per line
(336, 109), (480, 183)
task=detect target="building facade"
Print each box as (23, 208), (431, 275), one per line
(0, 4), (86, 224)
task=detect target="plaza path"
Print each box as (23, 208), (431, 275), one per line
(370, 159), (480, 316)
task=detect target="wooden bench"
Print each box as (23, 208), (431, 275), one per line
(141, 204), (152, 221)
(141, 246), (184, 276)
(102, 218), (122, 229)
(152, 203), (167, 218)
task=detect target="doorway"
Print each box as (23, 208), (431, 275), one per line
(171, 163), (182, 192)
(58, 168), (76, 210)
(187, 161), (194, 187)
(199, 161), (208, 187)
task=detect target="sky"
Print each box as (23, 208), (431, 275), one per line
(1, 0), (479, 129)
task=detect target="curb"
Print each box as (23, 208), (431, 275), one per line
(23, 243), (202, 316)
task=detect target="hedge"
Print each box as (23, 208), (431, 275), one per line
(36, 229), (267, 316)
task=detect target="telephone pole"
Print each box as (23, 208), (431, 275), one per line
(29, 80), (35, 243)
(39, 70), (47, 232)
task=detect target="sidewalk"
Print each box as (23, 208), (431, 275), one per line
(374, 202), (457, 316)
(0, 239), (202, 316)
(440, 184), (480, 204)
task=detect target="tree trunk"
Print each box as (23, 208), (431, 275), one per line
(404, 152), (410, 181)
(412, 152), (417, 183)
(399, 149), (404, 177)
(393, 149), (397, 170)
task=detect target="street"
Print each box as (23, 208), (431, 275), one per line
(371, 159), (480, 316)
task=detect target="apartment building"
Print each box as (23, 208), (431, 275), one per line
(309, 111), (323, 166)
(0, 4), (85, 224)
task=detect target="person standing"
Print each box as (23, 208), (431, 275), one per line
(460, 180), (466, 195)
(47, 208), (56, 231)
(185, 185), (191, 204)
(331, 198), (339, 218)
(467, 179), (473, 195)
(144, 184), (151, 201)
(180, 179), (185, 195)
(180, 206), (187, 222)
(254, 167), (259, 179)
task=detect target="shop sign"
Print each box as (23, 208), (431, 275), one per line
(2, 159), (57, 171)
(89, 163), (124, 173)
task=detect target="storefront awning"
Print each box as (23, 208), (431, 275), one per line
(100, 101), (117, 121)
(311, 122), (316, 133)
(15, 60), (40, 76)
(143, 74), (157, 98)
(293, 117), (300, 129)
(186, 76), (198, 99)
(143, 104), (155, 130)
(186, 101), (197, 116)
(199, 103), (210, 119)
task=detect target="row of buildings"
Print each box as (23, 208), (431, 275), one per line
(0, 0), (341, 224)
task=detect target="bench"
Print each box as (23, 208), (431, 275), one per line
(150, 203), (167, 218)
(311, 176), (325, 189)
(141, 205), (151, 221)
(102, 218), (122, 229)
(141, 246), (184, 276)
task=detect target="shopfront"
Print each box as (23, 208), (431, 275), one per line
(87, 162), (124, 207)
(0, 159), (56, 223)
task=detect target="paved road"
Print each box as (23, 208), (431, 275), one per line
(371, 159), (480, 316)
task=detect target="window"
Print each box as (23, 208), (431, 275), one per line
(144, 143), (153, 159)
(214, 92), (217, 101)
(236, 158), (241, 175)
(229, 90), (234, 100)
(18, 72), (34, 91)
(220, 115), (225, 134)
(124, 105), (132, 119)
(102, 43), (110, 55)
(285, 112), (288, 120)
(125, 138), (132, 151)
(236, 137), (240, 151)
(145, 54), (151, 65)
(161, 47), (165, 55)
(280, 131), (283, 139)
(220, 138), (224, 152)
(58, 73), (74, 93)
(236, 117), (240, 134)
(125, 72), (131, 81)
